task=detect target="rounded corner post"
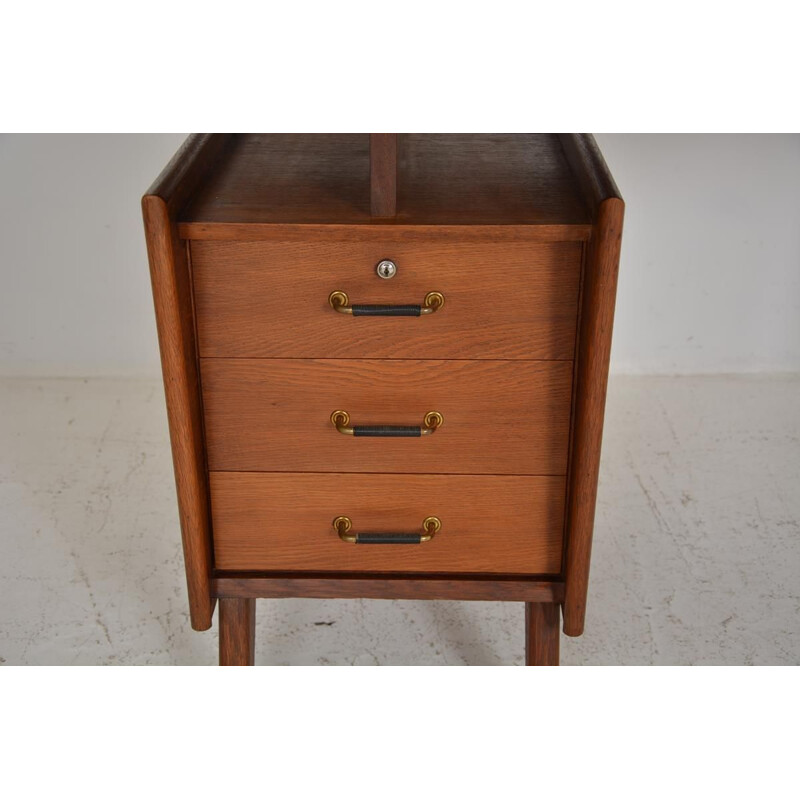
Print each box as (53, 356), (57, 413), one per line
(142, 176), (215, 633)
(563, 192), (624, 639)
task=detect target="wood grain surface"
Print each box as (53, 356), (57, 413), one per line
(191, 239), (581, 359)
(201, 358), (573, 474)
(397, 134), (590, 225)
(180, 134), (590, 226)
(210, 472), (565, 574)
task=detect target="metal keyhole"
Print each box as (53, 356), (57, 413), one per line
(376, 259), (397, 279)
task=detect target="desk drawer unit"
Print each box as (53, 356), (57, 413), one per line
(191, 240), (582, 360)
(201, 358), (573, 475)
(143, 133), (623, 666)
(210, 473), (565, 574)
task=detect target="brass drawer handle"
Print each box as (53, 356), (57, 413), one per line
(328, 290), (444, 316)
(333, 515), (441, 544)
(331, 410), (443, 437)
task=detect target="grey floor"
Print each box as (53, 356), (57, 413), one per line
(1, 374), (798, 665)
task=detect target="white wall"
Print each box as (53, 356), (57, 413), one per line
(597, 133), (800, 374)
(0, 134), (186, 376)
(1, 134), (798, 376)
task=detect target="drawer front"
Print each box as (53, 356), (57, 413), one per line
(201, 358), (573, 475)
(211, 473), (565, 574)
(191, 240), (582, 359)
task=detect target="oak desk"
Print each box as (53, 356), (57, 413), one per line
(142, 134), (623, 665)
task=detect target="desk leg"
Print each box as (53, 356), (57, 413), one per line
(219, 598), (256, 666)
(525, 602), (560, 666)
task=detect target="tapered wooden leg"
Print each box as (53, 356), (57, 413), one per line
(219, 598), (256, 666)
(525, 602), (560, 666)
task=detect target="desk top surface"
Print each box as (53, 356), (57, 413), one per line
(180, 134), (591, 226)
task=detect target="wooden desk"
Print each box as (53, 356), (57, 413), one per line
(142, 133), (623, 665)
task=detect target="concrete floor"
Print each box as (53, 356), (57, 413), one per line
(0, 374), (798, 665)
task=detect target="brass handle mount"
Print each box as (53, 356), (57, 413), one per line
(333, 516), (441, 544)
(328, 290), (444, 316)
(330, 410), (443, 437)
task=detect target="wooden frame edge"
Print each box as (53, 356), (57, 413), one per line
(177, 222), (592, 242)
(213, 573), (565, 603)
(557, 133), (622, 215)
(142, 134), (231, 630)
(562, 195), (624, 636)
(557, 133), (624, 636)
(146, 133), (233, 216)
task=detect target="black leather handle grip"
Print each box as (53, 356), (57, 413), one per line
(352, 304), (421, 317)
(334, 516), (441, 544)
(329, 291), (444, 316)
(332, 411), (442, 437)
(353, 425), (422, 437)
(354, 533), (423, 544)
